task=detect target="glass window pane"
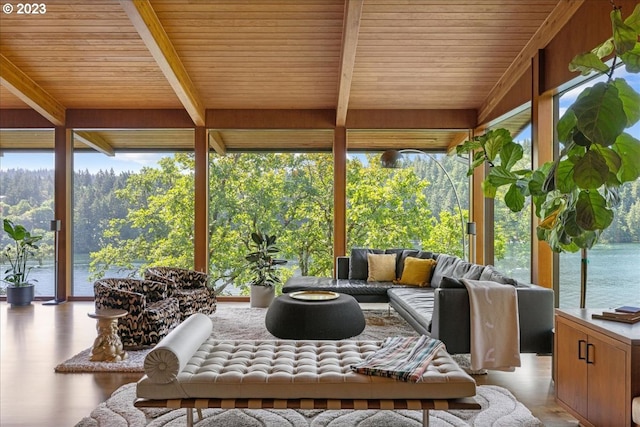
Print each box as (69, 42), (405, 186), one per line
(74, 151), (184, 296)
(557, 68), (640, 308)
(208, 152), (334, 297)
(492, 120), (532, 283)
(0, 152), (55, 298)
(346, 151), (469, 259)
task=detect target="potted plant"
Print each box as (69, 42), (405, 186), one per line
(245, 231), (287, 308)
(457, 3), (640, 307)
(2, 219), (43, 306)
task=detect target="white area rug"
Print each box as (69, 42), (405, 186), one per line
(75, 382), (543, 426)
(55, 307), (418, 373)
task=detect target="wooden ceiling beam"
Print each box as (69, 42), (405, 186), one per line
(120, 0), (206, 126)
(347, 109), (476, 129)
(74, 131), (115, 156)
(0, 54), (66, 126)
(66, 109), (193, 129)
(208, 109), (336, 129)
(477, 0), (584, 125)
(208, 130), (226, 155)
(0, 109), (55, 128)
(336, 0), (364, 127)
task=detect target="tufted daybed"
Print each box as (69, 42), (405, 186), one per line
(135, 313), (480, 427)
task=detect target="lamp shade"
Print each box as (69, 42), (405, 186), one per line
(380, 150), (403, 168)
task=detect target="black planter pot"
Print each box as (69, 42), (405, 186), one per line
(6, 284), (35, 306)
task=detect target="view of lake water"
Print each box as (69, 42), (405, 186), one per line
(557, 243), (640, 308)
(9, 243), (639, 309)
(499, 242), (640, 308)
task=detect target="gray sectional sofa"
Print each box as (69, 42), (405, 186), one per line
(282, 248), (554, 355)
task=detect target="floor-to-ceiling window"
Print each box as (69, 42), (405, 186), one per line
(490, 113), (533, 283)
(208, 152), (334, 297)
(346, 151), (469, 259)
(557, 68), (640, 308)
(75, 150), (187, 296)
(0, 149), (55, 297)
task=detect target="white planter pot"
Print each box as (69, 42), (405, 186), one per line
(250, 285), (275, 308)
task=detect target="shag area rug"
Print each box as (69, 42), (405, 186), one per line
(75, 383), (543, 426)
(56, 307), (418, 373)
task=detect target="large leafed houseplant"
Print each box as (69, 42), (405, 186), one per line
(2, 219), (43, 305)
(245, 231), (287, 307)
(457, 4), (640, 307)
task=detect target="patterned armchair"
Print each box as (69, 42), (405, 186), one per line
(94, 278), (180, 349)
(143, 266), (217, 320)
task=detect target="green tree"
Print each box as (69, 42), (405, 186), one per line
(90, 154), (196, 275)
(347, 154), (436, 251)
(89, 151), (469, 295)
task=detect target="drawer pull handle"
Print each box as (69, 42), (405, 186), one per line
(586, 343), (595, 364)
(578, 339), (586, 360)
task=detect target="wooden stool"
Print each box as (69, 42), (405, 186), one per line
(88, 309), (128, 362)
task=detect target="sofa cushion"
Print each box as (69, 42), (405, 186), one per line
(440, 276), (465, 288)
(479, 265), (518, 286)
(384, 248), (405, 278)
(387, 287), (435, 334)
(397, 249), (434, 279)
(367, 253), (397, 282)
(395, 257), (437, 286)
(451, 260), (485, 280)
(430, 254), (459, 288)
(349, 248), (384, 280)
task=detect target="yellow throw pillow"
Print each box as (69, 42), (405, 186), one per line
(367, 253), (397, 282)
(395, 257), (437, 286)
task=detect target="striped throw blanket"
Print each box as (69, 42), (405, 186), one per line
(350, 336), (445, 382)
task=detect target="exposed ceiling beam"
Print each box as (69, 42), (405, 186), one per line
(74, 131), (115, 156)
(347, 109), (476, 129)
(477, 0), (585, 124)
(0, 54), (66, 126)
(336, 0), (364, 127)
(208, 130), (227, 155)
(120, 0), (206, 126)
(67, 109), (193, 129)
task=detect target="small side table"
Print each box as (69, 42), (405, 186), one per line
(88, 309), (128, 362)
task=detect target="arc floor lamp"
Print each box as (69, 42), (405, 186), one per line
(380, 149), (474, 260)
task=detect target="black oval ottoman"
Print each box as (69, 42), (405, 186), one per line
(265, 293), (366, 340)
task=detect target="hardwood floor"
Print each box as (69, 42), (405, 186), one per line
(0, 301), (579, 427)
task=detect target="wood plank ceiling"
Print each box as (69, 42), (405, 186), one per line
(0, 0), (567, 153)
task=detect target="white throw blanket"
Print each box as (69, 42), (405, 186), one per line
(461, 279), (521, 371)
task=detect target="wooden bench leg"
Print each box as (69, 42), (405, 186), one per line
(423, 409), (430, 426)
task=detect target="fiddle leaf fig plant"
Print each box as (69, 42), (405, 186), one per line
(457, 3), (640, 253)
(245, 231), (287, 287)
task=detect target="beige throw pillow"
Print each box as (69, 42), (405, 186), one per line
(367, 253), (397, 282)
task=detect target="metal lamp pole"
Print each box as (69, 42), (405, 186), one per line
(381, 149), (467, 260)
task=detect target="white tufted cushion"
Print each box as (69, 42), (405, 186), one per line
(137, 339), (476, 400)
(143, 313), (213, 384)
(633, 396), (639, 424)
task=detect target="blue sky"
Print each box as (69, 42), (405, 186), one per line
(2, 68), (639, 174)
(0, 151), (165, 174)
